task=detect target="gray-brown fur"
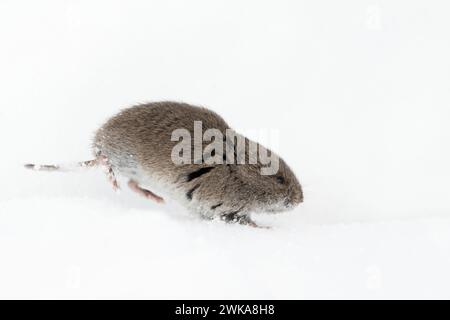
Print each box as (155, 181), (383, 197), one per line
(26, 101), (302, 228)
(93, 101), (303, 227)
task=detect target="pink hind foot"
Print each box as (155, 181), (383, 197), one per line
(128, 180), (165, 204)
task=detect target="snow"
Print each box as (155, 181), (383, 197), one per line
(1, 191), (450, 299)
(1, 0), (450, 299)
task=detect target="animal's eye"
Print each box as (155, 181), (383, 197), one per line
(276, 176), (285, 184)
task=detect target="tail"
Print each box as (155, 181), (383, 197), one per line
(24, 159), (98, 172)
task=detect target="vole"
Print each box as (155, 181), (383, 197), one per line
(25, 101), (303, 228)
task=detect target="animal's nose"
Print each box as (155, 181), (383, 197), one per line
(289, 192), (303, 206)
(296, 188), (304, 204)
(285, 194), (303, 207)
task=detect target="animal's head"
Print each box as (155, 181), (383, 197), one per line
(233, 154), (303, 213)
(219, 133), (302, 213)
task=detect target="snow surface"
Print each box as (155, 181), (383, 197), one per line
(1, 0), (450, 299)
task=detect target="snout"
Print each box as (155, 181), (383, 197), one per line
(284, 185), (303, 208)
(284, 196), (302, 209)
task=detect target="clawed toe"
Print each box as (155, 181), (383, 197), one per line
(220, 213), (270, 229)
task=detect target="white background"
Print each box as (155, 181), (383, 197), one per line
(0, 0), (449, 299)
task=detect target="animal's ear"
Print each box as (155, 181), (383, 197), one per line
(225, 163), (238, 174)
(223, 130), (250, 164)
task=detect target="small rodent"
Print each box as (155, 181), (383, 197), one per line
(26, 101), (303, 228)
